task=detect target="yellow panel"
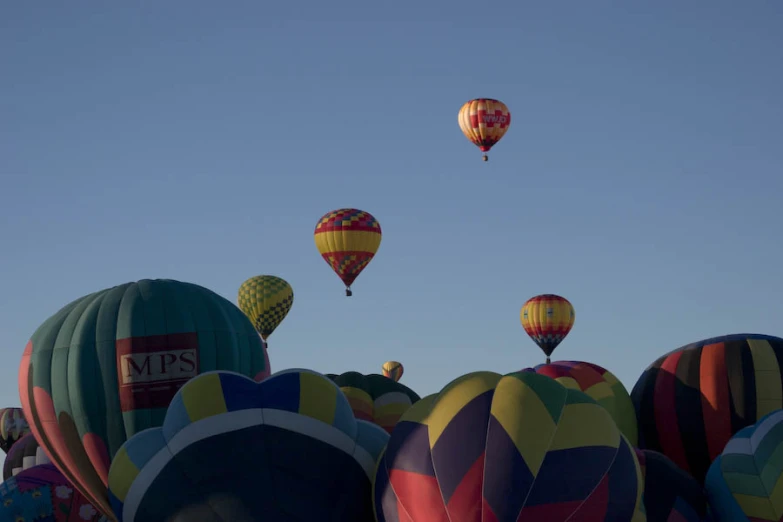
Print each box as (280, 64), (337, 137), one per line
(734, 492), (777, 520)
(314, 230), (382, 255)
(426, 372), (502, 446)
(182, 373), (228, 423)
(299, 372), (337, 425)
(549, 403), (619, 451)
(768, 467), (783, 518)
(553, 377), (581, 391)
(107, 447), (138, 502)
(490, 376), (560, 477)
(749, 339), (782, 419)
(584, 382), (614, 401)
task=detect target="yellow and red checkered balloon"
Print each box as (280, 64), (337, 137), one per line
(314, 208), (382, 296)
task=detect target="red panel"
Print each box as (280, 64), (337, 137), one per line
(699, 342), (732, 461)
(654, 351), (690, 474)
(389, 469), (449, 522)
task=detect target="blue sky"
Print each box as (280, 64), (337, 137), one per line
(2, 0), (782, 428)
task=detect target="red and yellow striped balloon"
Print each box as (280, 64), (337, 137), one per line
(314, 208), (382, 296)
(457, 98), (511, 161)
(520, 294), (575, 363)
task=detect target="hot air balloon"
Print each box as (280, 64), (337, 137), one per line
(635, 449), (709, 522)
(373, 371), (645, 522)
(314, 208), (382, 296)
(237, 275), (294, 343)
(107, 369), (389, 522)
(457, 98), (511, 161)
(0, 463), (105, 521)
(705, 409), (783, 522)
(381, 361), (403, 382)
(520, 294), (575, 363)
(0, 407), (30, 454)
(523, 360), (638, 445)
(3, 432), (51, 480)
(631, 333), (783, 484)
(327, 372), (420, 433)
(19, 279), (270, 519)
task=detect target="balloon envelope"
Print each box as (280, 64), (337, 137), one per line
(314, 208), (382, 295)
(107, 369), (389, 522)
(327, 372), (420, 433)
(19, 279), (269, 517)
(457, 98), (511, 160)
(523, 361), (638, 445)
(705, 409), (783, 522)
(373, 371), (645, 522)
(237, 275), (294, 341)
(520, 294), (575, 361)
(631, 333), (783, 484)
(381, 361), (403, 382)
(0, 463), (105, 521)
(3, 432), (51, 480)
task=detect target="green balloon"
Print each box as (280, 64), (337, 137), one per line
(19, 279), (267, 516)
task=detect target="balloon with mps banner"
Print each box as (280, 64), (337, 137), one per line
(19, 279), (270, 519)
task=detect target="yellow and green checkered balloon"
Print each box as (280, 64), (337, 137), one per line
(237, 275), (294, 340)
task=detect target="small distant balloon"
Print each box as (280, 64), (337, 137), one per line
(520, 294), (575, 363)
(314, 208), (382, 296)
(0, 407), (30, 454)
(457, 98), (511, 161)
(381, 361), (403, 382)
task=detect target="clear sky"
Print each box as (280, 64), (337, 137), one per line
(1, 0), (782, 432)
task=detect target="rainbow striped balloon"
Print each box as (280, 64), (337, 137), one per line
(373, 371), (645, 522)
(632, 333), (783, 484)
(705, 409), (783, 522)
(327, 371), (420, 434)
(108, 369), (389, 522)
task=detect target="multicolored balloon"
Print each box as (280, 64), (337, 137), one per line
(520, 294), (576, 363)
(373, 371), (645, 521)
(0, 463), (105, 521)
(632, 333), (783, 484)
(327, 372), (420, 433)
(3, 432), (51, 480)
(107, 369), (389, 522)
(635, 448), (709, 522)
(0, 407), (30, 454)
(19, 279), (269, 517)
(381, 361), (404, 382)
(237, 275), (294, 342)
(705, 409), (783, 522)
(523, 360), (638, 445)
(314, 208), (382, 296)
(457, 98), (511, 161)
